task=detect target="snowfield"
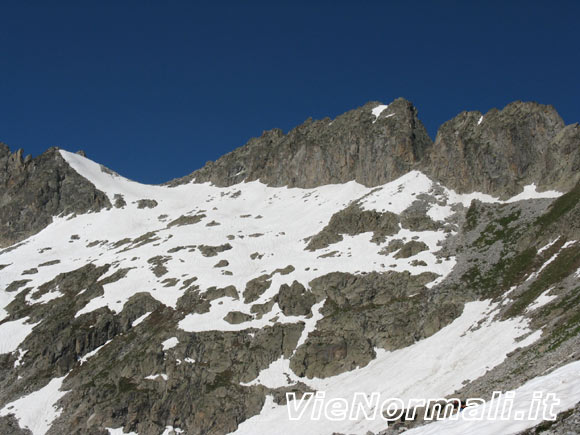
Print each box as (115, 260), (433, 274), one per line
(232, 300), (544, 435)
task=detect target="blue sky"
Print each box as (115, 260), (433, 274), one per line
(0, 1), (578, 183)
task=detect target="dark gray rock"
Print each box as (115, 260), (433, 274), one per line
(198, 243), (232, 257)
(223, 311), (253, 324)
(136, 199), (158, 209)
(290, 271), (459, 378)
(166, 100), (579, 201)
(424, 101), (580, 198)
(166, 98), (432, 188)
(277, 281), (316, 316)
(0, 146), (111, 247)
(166, 213), (205, 228)
(306, 204), (400, 250)
(113, 194), (126, 208)
(243, 274), (272, 303)
(394, 240), (429, 259)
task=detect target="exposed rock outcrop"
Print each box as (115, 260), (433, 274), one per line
(424, 101), (580, 198)
(168, 99), (580, 201)
(167, 98), (432, 188)
(0, 146), (110, 247)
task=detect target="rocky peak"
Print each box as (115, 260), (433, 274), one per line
(0, 143), (11, 159)
(170, 98), (579, 199)
(423, 101), (578, 198)
(1, 99), (578, 246)
(0, 146), (111, 247)
(167, 97), (433, 188)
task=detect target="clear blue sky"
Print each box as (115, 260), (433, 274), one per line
(1, 1), (578, 184)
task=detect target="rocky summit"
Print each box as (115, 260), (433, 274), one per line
(0, 99), (579, 435)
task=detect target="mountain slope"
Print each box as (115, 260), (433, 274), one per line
(0, 100), (579, 435)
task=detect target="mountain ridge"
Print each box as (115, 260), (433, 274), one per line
(1, 117), (580, 434)
(167, 98), (580, 198)
(1, 98), (579, 249)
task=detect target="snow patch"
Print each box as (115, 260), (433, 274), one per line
(241, 357), (297, 389)
(162, 426), (184, 434)
(79, 340), (112, 365)
(161, 337), (179, 351)
(13, 349), (28, 367)
(0, 317), (38, 354)
(371, 104), (389, 122)
(232, 300), (541, 435)
(132, 312), (151, 327)
(406, 360), (580, 435)
(537, 237), (560, 255)
(527, 287), (558, 312)
(107, 428), (139, 435)
(506, 184), (563, 203)
(0, 376), (67, 435)
(145, 374), (168, 381)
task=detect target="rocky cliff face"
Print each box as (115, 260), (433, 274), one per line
(169, 99), (580, 202)
(168, 98), (432, 188)
(424, 101), (580, 198)
(0, 146), (111, 247)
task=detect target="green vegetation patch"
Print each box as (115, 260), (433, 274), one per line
(535, 182), (580, 234)
(463, 201), (479, 232)
(474, 210), (521, 247)
(507, 246), (580, 316)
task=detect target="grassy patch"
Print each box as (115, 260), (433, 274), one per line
(474, 210), (521, 248)
(535, 182), (580, 233)
(464, 202), (479, 232)
(208, 368), (234, 391)
(531, 286), (580, 352)
(507, 246), (580, 316)
(502, 248), (537, 289)
(547, 304), (580, 351)
(118, 376), (138, 394)
(460, 247), (538, 300)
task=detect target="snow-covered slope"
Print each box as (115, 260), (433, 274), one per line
(0, 146), (577, 435)
(1, 150), (559, 329)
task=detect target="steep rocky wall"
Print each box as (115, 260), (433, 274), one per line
(0, 146), (111, 247)
(167, 98), (432, 188)
(424, 101), (580, 198)
(169, 99), (580, 200)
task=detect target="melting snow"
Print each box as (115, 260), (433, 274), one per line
(161, 337), (179, 351)
(406, 360), (580, 435)
(0, 376), (67, 435)
(13, 349), (28, 368)
(79, 339), (112, 365)
(232, 300), (542, 435)
(107, 428), (138, 435)
(371, 104), (389, 122)
(562, 240), (577, 249)
(537, 237), (561, 255)
(0, 317), (37, 354)
(241, 357), (297, 389)
(162, 426), (184, 434)
(145, 374), (168, 381)
(527, 287), (558, 312)
(505, 184), (563, 203)
(132, 311), (151, 327)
